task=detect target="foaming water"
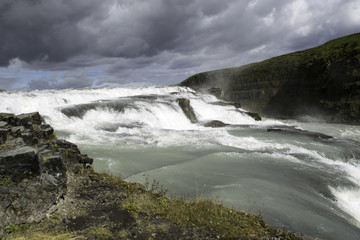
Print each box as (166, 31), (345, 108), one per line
(1, 87), (360, 239)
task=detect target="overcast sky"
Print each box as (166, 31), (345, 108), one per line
(0, 0), (359, 90)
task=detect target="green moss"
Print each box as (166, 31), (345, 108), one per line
(0, 176), (13, 186)
(87, 227), (114, 240)
(3, 232), (77, 240)
(122, 192), (270, 239)
(46, 133), (57, 142)
(2, 171), (302, 240)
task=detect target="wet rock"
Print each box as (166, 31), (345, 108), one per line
(245, 112), (262, 121)
(177, 98), (198, 123)
(267, 127), (333, 141)
(0, 146), (39, 182)
(204, 120), (228, 128)
(234, 102), (242, 108)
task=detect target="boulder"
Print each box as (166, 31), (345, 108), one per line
(0, 147), (39, 182)
(204, 120), (228, 128)
(78, 154), (94, 166)
(245, 112), (262, 121)
(17, 112), (43, 127)
(176, 98), (198, 123)
(234, 102), (242, 109)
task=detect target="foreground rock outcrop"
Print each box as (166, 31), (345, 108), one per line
(0, 112), (93, 236)
(0, 112), (314, 240)
(180, 33), (360, 124)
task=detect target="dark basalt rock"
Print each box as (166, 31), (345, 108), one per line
(16, 112), (43, 126)
(176, 98), (198, 123)
(0, 113), (16, 125)
(0, 121), (9, 128)
(39, 124), (54, 138)
(245, 112), (262, 121)
(0, 146), (39, 182)
(0, 128), (9, 144)
(267, 127), (334, 141)
(234, 102), (242, 108)
(234, 109), (262, 121)
(204, 120), (228, 128)
(0, 112), (92, 234)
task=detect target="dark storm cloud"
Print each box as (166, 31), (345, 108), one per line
(0, 0), (359, 89)
(0, 0), (110, 66)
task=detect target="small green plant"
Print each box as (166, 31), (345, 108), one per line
(142, 174), (168, 196)
(53, 144), (59, 152)
(124, 201), (141, 213)
(0, 176), (13, 186)
(5, 224), (19, 234)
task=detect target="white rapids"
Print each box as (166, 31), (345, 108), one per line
(1, 86), (360, 240)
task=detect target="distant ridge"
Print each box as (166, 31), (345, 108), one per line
(180, 33), (360, 124)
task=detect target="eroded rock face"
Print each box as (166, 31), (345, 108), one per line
(0, 112), (93, 235)
(180, 33), (360, 123)
(176, 98), (198, 123)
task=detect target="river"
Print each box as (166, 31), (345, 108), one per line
(1, 86), (360, 239)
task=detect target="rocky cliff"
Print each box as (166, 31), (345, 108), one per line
(180, 33), (360, 124)
(0, 112), (93, 236)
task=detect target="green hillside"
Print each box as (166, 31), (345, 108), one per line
(180, 33), (360, 123)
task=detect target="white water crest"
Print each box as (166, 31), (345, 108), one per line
(1, 86), (360, 240)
